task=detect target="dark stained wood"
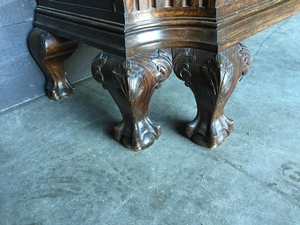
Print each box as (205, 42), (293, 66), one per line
(32, 0), (300, 56)
(28, 0), (300, 149)
(91, 49), (172, 150)
(173, 44), (252, 147)
(28, 28), (78, 100)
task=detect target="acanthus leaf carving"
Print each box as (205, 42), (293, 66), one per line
(112, 59), (145, 110)
(201, 52), (233, 106)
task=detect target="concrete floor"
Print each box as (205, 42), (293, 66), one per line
(1, 13), (300, 225)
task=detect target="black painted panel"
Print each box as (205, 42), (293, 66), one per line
(50, 0), (124, 12)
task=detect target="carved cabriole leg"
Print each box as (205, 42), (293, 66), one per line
(92, 49), (172, 151)
(173, 44), (252, 148)
(28, 28), (78, 100)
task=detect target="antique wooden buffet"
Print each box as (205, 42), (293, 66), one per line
(28, 0), (300, 150)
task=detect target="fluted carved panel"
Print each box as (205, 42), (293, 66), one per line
(126, 0), (214, 11)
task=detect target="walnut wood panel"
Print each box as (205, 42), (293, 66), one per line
(33, 0), (300, 56)
(217, 0), (300, 51)
(124, 0), (236, 10)
(217, 0), (274, 17)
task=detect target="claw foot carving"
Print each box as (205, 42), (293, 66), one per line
(173, 44), (252, 148)
(92, 49), (172, 150)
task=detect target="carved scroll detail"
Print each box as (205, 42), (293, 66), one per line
(238, 43), (252, 76)
(92, 49), (172, 150)
(151, 50), (173, 88)
(173, 48), (196, 87)
(91, 50), (107, 88)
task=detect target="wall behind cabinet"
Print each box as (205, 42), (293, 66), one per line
(0, 0), (98, 111)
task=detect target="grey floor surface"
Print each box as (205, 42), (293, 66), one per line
(1, 13), (300, 225)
